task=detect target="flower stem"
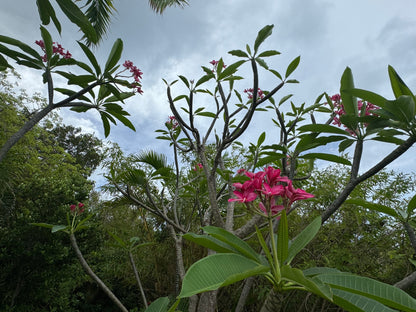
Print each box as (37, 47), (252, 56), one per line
(268, 216), (281, 286)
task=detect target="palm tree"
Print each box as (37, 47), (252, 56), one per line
(39, 0), (189, 46)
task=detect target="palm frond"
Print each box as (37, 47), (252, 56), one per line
(133, 150), (169, 171)
(83, 0), (117, 46)
(148, 0), (189, 14)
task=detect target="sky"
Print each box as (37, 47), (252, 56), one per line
(1, 0), (416, 186)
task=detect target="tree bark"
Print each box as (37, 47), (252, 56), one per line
(128, 251), (148, 309)
(69, 233), (128, 312)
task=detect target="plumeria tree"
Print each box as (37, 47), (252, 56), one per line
(136, 26), (416, 311)
(0, 24), (143, 162)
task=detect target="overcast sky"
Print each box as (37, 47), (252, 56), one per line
(2, 0), (416, 183)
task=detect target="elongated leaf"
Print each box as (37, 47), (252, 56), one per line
(277, 210), (289, 264)
(68, 74), (97, 85)
(383, 96), (415, 124)
(285, 56), (300, 79)
(0, 36), (42, 60)
(257, 132), (266, 147)
(56, 0), (97, 44)
(108, 231), (128, 249)
(348, 88), (388, 108)
(317, 273), (416, 312)
(203, 226), (262, 263)
(197, 111), (217, 118)
(52, 225), (68, 233)
(407, 194), (416, 216)
(40, 26), (53, 61)
(298, 124), (351, 136)
(145, 297), (170, 312)
(281, 265), (333, 301)
(100, 112), (111, 137)
(287, 216), (321, 265)
(36, 0), (62, 34)
(258, 50), (281, 57)
(333, 288), (396, 312)
(299, 153), (351, 166)
(178, 75), (190, 88)
(218, 60), (246, 80)
(388, 65), (416, 103)
(30, 222), (54, 229)
(345, 198), (399, 218)
(104, 38), (123, 72)
(178, 253), (269, 298)
(78, 41), (101, 76)
(340, 67), (358, 116)
(195, 74), (214, 88)
(228, 49), (249, 58)
(303, 267), (343, 277)
(183, 233), (240, 254)
(254, 25), (274, 54)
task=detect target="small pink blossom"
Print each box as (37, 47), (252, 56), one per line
(122, 60), (144, 94)
(35, 40), (72, 62)
(193, 163), (203, 171)
(328, 93), (379, 135)
(244, 88), (265, 100)
(70, 202), (85, 215)
(166, 115), (179, 130)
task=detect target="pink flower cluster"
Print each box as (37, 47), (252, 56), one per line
(210, 59), (227, 71)
(330, 94), (379, 135)
(244, 88), (264, 100)
(123, 60), (144, 94)
(35, 40), (72, 62)
(193, 163), (203, 171)
(165, 115), (179, 130)
(229, 167), (314, 217)
(70, 203), (85, 216)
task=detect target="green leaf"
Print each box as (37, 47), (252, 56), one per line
(183, 233), (239, 254)
(40, 26), (53, 62)
(258, 50), (281, 57)
(100, 112), (111, 137)
(218, 60), (246, 81)
(0, 36), (42, 60)
(348, 88), (388, 108)
(257, 132), (266, 147)
(78, 41), (101, 76)
(345, 198), (399, 218)
(255, 57), (268, 70)
(316, 273), (416, 312)
(299, 153), (351, 166)
(51, 225), (68, 233)
(388, 65), (416, 103)
(67, 74), (97, 86)
(340, 67), (358, 116)
(197, 111), (217, 118)
(281, 265), (333, 301)
(145, 297), (170, 312)
(332, 288), (397, 312)
(285, 56), (300, 79)
(178, 253), (269, 298)
(228, 49), (249, 58)
(37, 0), (62, 34)
(56, 0), (97, 44)
(30, 222), (54, 229)
(104, 38), (123, 72)
(286, 216), (321, 265)
(269, 69), (283, 81)
(108, 231), (128, 249)
(298, 124), (351, 136)
(407, 194), (416, 217)
(178, 75), (190, 88)
(383, 96), (415, 124)
(202, 226), (263, 263)
(254, 25), (274, 54)
(338, 139), (355, 153)
(55, 88), (90, 102)
(277, 210), (289, 264)
(195, 74), (214, 88)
